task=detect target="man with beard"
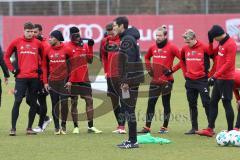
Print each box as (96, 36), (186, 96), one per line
(138, 25), (181, 134)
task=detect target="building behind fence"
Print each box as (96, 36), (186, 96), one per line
(0, 0), (240, 16)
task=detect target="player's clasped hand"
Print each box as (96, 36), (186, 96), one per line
(121, 83), (129, 92)
(208, 77), (216, 86)
(64, 81), (72, 92)
(163, 69), (173, 76)
(11, 69), (20, 77)
(44, 83), (50, 93)
(88, 39), (95, 46)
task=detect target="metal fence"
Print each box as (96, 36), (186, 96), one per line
(0, 0), (240, 16)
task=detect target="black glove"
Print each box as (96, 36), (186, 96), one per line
(36, 35), (43, 41)
(106, 44), (119, 52)
(208, 31), (214, 43)
(12, 69), (20, 77)
(88, 39), (95, 46)
(148, 69), (153, 77)
(77, 40), (84, 47)
(163, 69), (173, 76)
(87, 58), (93, 64)
(208, 77), (216, 86)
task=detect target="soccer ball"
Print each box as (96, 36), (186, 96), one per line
(228, 130), (239, 145)
(230, 131), (240, 147)
(216, 130), (230, 146)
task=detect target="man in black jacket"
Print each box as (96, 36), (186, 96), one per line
(0, 45), (10, 107)
(113, 16), (144, 149)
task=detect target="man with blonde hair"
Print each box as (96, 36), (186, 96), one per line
(138, 25), (181, 134)
(181, 29), (213, 135)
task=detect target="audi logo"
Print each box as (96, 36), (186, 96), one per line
(52, 24), (104, 43)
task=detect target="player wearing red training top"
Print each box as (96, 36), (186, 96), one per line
(66, 26), (102, 134)
(197, 25), (236, 137)
(138, 25), (181, 134)
(100, 23), (114, 70)
(25, 24), (52, 133)
(42, 30), (73, 135)
(181, 29), (213, 135)
(4, 22), (43, 136)
(100, 23), (126, 134)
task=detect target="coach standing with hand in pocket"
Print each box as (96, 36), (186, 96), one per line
(112, 16), (144, 149)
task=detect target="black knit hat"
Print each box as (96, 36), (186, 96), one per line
(70, 26), (80, 35)
(209, 25), (225, 38)
(50, 30), (64, 41)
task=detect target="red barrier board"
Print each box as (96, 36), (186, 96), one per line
(2, 14), (240, 51)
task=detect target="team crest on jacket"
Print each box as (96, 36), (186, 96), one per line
(54, 53), (59, 58)
(25, 44), (31, 49)
(191, 51), (196, 55)
(218, 46), (224, 56)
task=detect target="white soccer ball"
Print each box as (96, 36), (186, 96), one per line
(216, 130), (230, 146)
(230, 131), (240, 147)
(228, 130), (239, 145)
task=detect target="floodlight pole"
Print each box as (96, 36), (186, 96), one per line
(205, 0), (209, 14)
(69, 0), (73, 15)
(95, 0), (99, 15)
(107, 0), (110, 15)
(156, 0), (159, 15)
(58, 0), (62, 16)
(9, 0), (13, 16)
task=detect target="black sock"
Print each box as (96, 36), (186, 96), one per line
(88, 121), (93, 128)
(74, 122), (78, 128)
(61, 122), (66, 129)
(44, 116), (50, 121)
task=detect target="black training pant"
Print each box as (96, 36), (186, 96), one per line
(208, 79), (234, 131)
(185, 77), (210, 130)
(26, 81), (48, 128)
(49, 80), (69, 130)
(12, 78), (39, 130)
(120, 85), (139, 143)
(145, 82), (173, 128)
(107, 77), (125, 127)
